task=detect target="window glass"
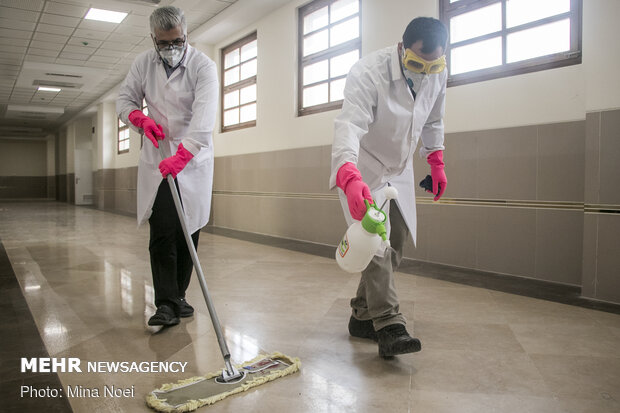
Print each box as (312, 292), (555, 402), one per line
(224, 49), (239, 69)
(450, 37), (502, 75)
(330, 78), (346, 101)
(240, 103), (256, 123)
(330, 17), (359, 47)
(240, 84), (256, 105)
(224, 90), (239, 109)
(304, 6), (328, 34)
(330, 50), (358, 78)
(506, 0), (570, 28)
(303, 60), (329, 85)
(304, 30), (329, 56)
(223, 108), (239, 127)
(224, 67), (240, 86)
(330, 0), (358, 23)
(450, 3), (502, 43)
(507, 19), (570, 63)
(240, 40), (257, 61)
(303, 83), (328, 107)
(240, 59), (257, 80)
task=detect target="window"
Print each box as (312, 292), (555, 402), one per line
(298, 0), (361, 116)
(221, 32), (257, 132)
(118, 118), (129, 154)
(118, 99), (148, 153)
(440, 0), (582, 86)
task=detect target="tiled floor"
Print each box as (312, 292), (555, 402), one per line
(2, 201), (620, 413)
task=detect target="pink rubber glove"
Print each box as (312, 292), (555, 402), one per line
(159, 143), (194, 179)
(336, 162), (373, 220)
(128, 110), (165, 148)
(427, 150), (447, 201)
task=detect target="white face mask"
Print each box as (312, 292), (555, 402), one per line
(402, 66), (425, 94)
(159, 46), (185, 67)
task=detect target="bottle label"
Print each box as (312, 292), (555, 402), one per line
(338, 233), (350, 258)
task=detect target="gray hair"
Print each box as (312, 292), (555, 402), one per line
(150, 6), (187, 34)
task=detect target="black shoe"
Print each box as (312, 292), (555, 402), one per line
(179, 298), (194, 318)
(377, 324), (421, 358)
(148, 305), (180, 326)
(348, 316), (378, 341)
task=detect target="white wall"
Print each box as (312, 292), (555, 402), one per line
(74, 0), (620, 165)
(46, 135), (55, 177)
(445, 65), (585, 132)
(583, 0), (620, 112)
(96, 101), (117, 170)
(0, 140), (47, 176)
(74, 118), (93, 150)
(208, 0), (441, 157)
(65, 123), (75, 174)
(205, 0), (606, 155)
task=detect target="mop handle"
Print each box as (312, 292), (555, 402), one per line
(158, 144), (233, 367)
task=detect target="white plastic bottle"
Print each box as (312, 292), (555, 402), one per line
(336, 186), (398, 273)
(336, 201), (389, 273)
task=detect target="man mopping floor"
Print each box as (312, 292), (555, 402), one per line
(116, 7), (299, 411)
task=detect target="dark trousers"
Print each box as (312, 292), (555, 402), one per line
(149, 179), (199, 315)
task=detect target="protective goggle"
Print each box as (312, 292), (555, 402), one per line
(153, 35), (186, 50)
(402, 48), (446, 74)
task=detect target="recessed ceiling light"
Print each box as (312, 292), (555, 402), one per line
(85, 8), (127, 24)
(38, 86), (61, 92)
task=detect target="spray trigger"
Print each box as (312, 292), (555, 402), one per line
(419, 175), (441, 196)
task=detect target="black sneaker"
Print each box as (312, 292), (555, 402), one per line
(348, 316), (377, 341)
(376, 324), (421, 358)
(148, 305), (180, 326)
(179, 298), (194, 318)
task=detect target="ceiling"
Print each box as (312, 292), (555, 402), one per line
(0, 0), (240, 141)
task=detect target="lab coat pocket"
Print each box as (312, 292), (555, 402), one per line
(191, 147), (211, 165)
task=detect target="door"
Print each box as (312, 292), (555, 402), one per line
(74, 148), (93, 205)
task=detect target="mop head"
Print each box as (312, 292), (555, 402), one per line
(146, 352), (300, 412)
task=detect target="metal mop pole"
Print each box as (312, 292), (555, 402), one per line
(158, 145), (241, 380)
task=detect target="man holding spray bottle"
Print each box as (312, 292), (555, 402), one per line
(330, 17), (448, 357)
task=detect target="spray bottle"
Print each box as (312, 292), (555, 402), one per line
(336, 185), (399, 273)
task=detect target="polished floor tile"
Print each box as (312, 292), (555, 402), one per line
(1, 201), (619, 413)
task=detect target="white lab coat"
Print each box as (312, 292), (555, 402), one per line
(329, 45), (447, 245)
(116, 45), (218, 234)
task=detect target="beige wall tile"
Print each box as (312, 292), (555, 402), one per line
(584, 112), (600, 204)
(599, 109), (620, 205)
(476, 126), (538, 201)
(442, 131), (478, 199)
(476, 207), (536, 277)
(537, 121), (585, 202)
(535, 209), (583, 285)
(596, 214), (620, 303)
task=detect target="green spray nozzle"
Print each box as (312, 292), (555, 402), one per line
(362, 199), (387, 241)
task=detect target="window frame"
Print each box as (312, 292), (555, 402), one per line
(297, 0), (362, 117)
(220, 31), (258, 133)
(439, 0), (582, 87)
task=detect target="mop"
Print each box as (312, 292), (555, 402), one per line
(146, 145), (300, 412)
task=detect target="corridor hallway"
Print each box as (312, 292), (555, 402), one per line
(2, 201), (619, 413)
